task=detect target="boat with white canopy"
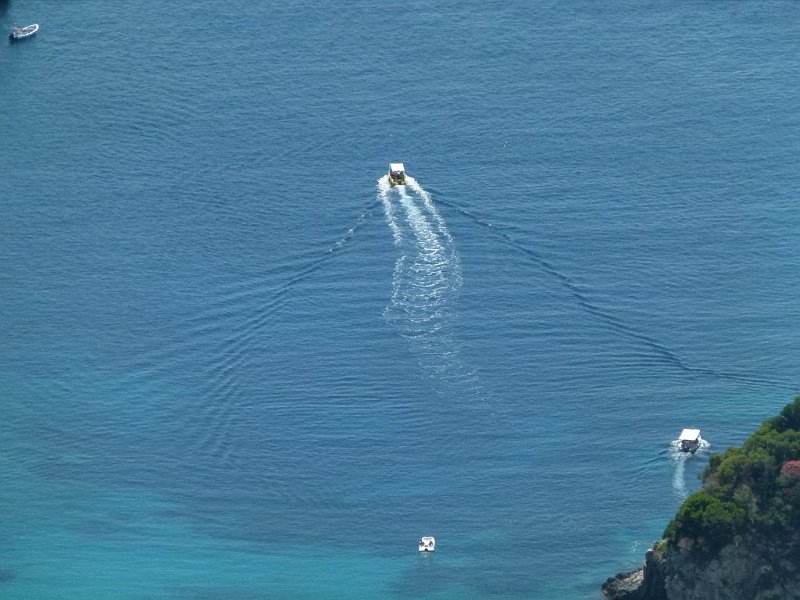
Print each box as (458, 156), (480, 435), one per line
(419, 536), (435, 552)
(678, 429), (702, 453)
(388, 163), (406, 186)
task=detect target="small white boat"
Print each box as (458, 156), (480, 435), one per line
(388, 163), (406, 186)
(419, 536), (435, 552)
(678, 428), (702, 453)
(10, 23), (39, 41)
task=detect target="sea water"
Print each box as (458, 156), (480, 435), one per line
(1, 1), (799, 598)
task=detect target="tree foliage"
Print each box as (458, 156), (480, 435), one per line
(780, 460), (800, 480)
(664, 396), (800, 552)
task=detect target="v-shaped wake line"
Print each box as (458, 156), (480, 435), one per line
(433, 196), (794, 391)
(179, 201), (379, 465)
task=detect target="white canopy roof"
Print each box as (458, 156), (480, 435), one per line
(390, 163), (405, 172)
(679, 429), (701, 441)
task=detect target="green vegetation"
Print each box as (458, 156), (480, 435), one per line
(664, 396), (800, 553)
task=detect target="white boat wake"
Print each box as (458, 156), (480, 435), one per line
(377, 176), (403, 245)
(378, 175), (477, 397)
(668, 438), (710, 499)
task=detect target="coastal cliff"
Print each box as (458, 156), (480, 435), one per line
(604, 397), (800, 600)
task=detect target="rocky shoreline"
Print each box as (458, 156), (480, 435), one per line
(602, 535), (800, 600)
(602, 543), (666, 600)
(602, 567), (644, 599)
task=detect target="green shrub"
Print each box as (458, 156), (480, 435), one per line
(666, 492), (746, 550)
(666, 396), (800, 551)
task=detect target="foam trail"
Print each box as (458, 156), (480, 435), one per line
(378, 175), (402, 245)
(670, 451), (689, 499)
(397, 185), (447, 264)
(407, 176), (455, 246)
(383, 178), (481, 399)
(668, 438), (710, 499)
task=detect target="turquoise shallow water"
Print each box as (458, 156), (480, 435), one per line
(2, 1), (799, 598)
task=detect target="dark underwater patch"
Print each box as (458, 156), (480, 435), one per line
(0, 568), (16, 584)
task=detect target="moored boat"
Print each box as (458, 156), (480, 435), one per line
(10, 23), (39, 41)
(418, 536), (435, 552)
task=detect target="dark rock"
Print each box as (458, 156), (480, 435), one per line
(604, 536), (800, 600)
(603, 544), (667, 600)
(602, 568), (645, 599)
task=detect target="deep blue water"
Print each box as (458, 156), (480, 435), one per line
(2, 1), (799, 598)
